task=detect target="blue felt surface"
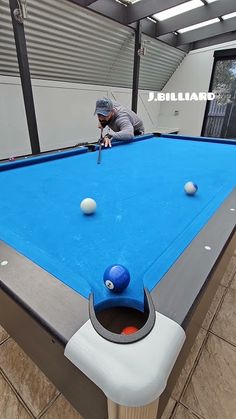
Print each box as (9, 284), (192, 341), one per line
(0, 135), (236, 310)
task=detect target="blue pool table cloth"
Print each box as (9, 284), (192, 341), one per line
(0, 135), (236, 310)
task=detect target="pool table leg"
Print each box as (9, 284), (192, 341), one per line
(107, 398), (159, 419)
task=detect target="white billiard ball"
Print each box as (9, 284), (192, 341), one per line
(184, 181), (198, 195)
(80, 198), (97, 215)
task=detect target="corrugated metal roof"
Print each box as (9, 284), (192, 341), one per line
(0, 0), (186, 90)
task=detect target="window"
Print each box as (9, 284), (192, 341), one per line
(202, 49), (236, 139)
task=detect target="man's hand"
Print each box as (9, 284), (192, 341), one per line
(103, 135), (112, 148)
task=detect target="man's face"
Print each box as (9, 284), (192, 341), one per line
(98, 111), (113, 123)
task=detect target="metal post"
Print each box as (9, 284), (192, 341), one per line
(131, 21), (141, 113)
(9, 0), (40, 155)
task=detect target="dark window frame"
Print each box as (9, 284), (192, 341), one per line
(201, 48), (236, 137)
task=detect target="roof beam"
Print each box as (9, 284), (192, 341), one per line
(84, 0), (99, 5)
(67, 0), (86, 7)
(191, 31), (236, 50)
(130, 19), (188, 52)
(139, 19), (157, 38)
(67, 0), (187, 52)
(157, 33), (178, 47)
(126, 0), (191, 25)
(87, 0), (127, 24)
(156, 0), (236, 37)
(157, 33), (191, 52)
(177, 17), (236, 45)
(67, 0), (126, 24)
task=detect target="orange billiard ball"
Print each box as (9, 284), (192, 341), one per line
(121, 326), (139, 335)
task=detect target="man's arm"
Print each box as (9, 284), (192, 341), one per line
(111, 115), (134, 141)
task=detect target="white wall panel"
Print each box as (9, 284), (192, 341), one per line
(0, 76), (161, 158)
(0, 0), (187, 158)
(111, 90), (160, 132)
(0, 79), (31, 159)
(34, 85), (109, 150)
(159, 40), (236, 136)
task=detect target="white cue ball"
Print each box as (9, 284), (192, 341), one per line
(184, 181), (198, 195)
(80, 198), (97, 215)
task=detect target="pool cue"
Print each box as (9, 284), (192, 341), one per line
(97, 127), (103, 164)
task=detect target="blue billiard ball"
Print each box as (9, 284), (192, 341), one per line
(103, 264), (130, 293)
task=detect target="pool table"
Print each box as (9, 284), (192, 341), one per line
(0, 133), (236, 419)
